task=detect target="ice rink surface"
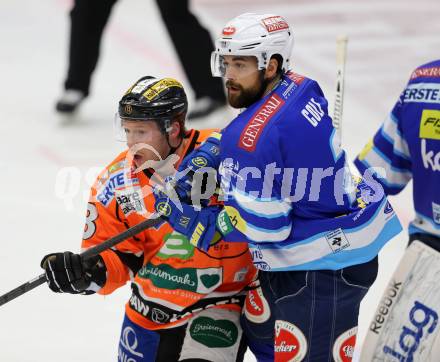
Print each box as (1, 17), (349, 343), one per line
(0, 0), (439, 361)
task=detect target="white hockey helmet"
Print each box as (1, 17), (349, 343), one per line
(211, 13), (294, 77)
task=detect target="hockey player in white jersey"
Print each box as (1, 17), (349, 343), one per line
(152, 13), (403, 361)
(355, 60), (440, 361)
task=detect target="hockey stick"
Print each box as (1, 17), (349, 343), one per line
(333, 35), (348, 133)
(0, 215), (163, 307)
(332, 35), (360, 180)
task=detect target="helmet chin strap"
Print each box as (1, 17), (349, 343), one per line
(162, 119), (183, 159)
(165, 134), (183, 158)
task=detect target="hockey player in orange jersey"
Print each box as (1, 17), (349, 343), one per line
(40, 76), (256, 362)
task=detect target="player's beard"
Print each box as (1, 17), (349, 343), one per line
(226, 71), (269, 109)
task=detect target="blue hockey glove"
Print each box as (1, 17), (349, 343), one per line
(172, 132), (222, 203)
(153, 186), (232, 251)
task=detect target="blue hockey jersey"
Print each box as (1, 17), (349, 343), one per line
(354, 60), (440, 238)
(218, 72), (402, 271)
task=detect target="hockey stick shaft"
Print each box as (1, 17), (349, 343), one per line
(333, 35), (348, 132)
(0, 215), (163, 307)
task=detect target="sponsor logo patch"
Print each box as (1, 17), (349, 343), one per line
(151, 308), (170, 324)
(410, 66), (440, 80)
(421, 139), (440, 171)
(156, 201), (172, 217)
(119, 326), (145, 359)
(274, 320), (307, 362)
(129, 77), (157, 94)
(222, 26), (236, 36)
(249, 245), (271, 271)
(108, 160), (126, 173)
(403, 83), (440, 104)
(261, 16), (289, 33)
(190, 222), (206, 247)
(301, 97), (325, 127)
(129, 293), (151, 318)
(433, 202), (440, 224)
(157, 232), (195, 260)
(143, 78), (182, 101)
(238, 94), (284, 152)
(419, 109), (440, 140)
(116, 188), (146, 216)
(281, 80), (297, 100)
(191, 156), (208, 168)
(178, 215), (191, 228)
(244, 285), (271, 324)
(332, 327), (357, 362)
(286, 72), (305, 86)
(224, 206), (247, 234)
(137, 263), (222, 293)
(326, 228), (350, 253)
(383, 301), (439, 361)
(233, 267), (249, 282)
(129, 283), (242, 325)
(190, 316), (238, 348)
(217, 209), (234, 235)
(384, 200), (394, 215)
(369, 280), (402, 335)
(96, 171), (137, 207)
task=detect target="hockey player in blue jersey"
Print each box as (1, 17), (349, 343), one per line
(355, 60), (440, 250)
(354, 62), (440, 361)
(153, 13), (403, 361)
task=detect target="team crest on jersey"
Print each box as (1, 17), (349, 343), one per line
(124, 104), (132, 115)
(244, 285), (271, 324)
(332, 327), (357, 362)
(274, 320), (307, 362)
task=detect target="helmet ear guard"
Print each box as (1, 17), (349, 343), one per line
(211, 13), (294, 77)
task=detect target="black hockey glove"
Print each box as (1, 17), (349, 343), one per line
(40, 252), (107, 294)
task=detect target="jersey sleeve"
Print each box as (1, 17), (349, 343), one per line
(354, 90), (413, 195)
(82, 170), (146, 295)
(220, 121), (292, 244)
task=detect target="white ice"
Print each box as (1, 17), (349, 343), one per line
(0, 0), (439, 361)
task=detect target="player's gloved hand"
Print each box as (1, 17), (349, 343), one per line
(40, 252), (107, 294)
(153, 187), (233, 251)
(172, 132), (222, 203)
